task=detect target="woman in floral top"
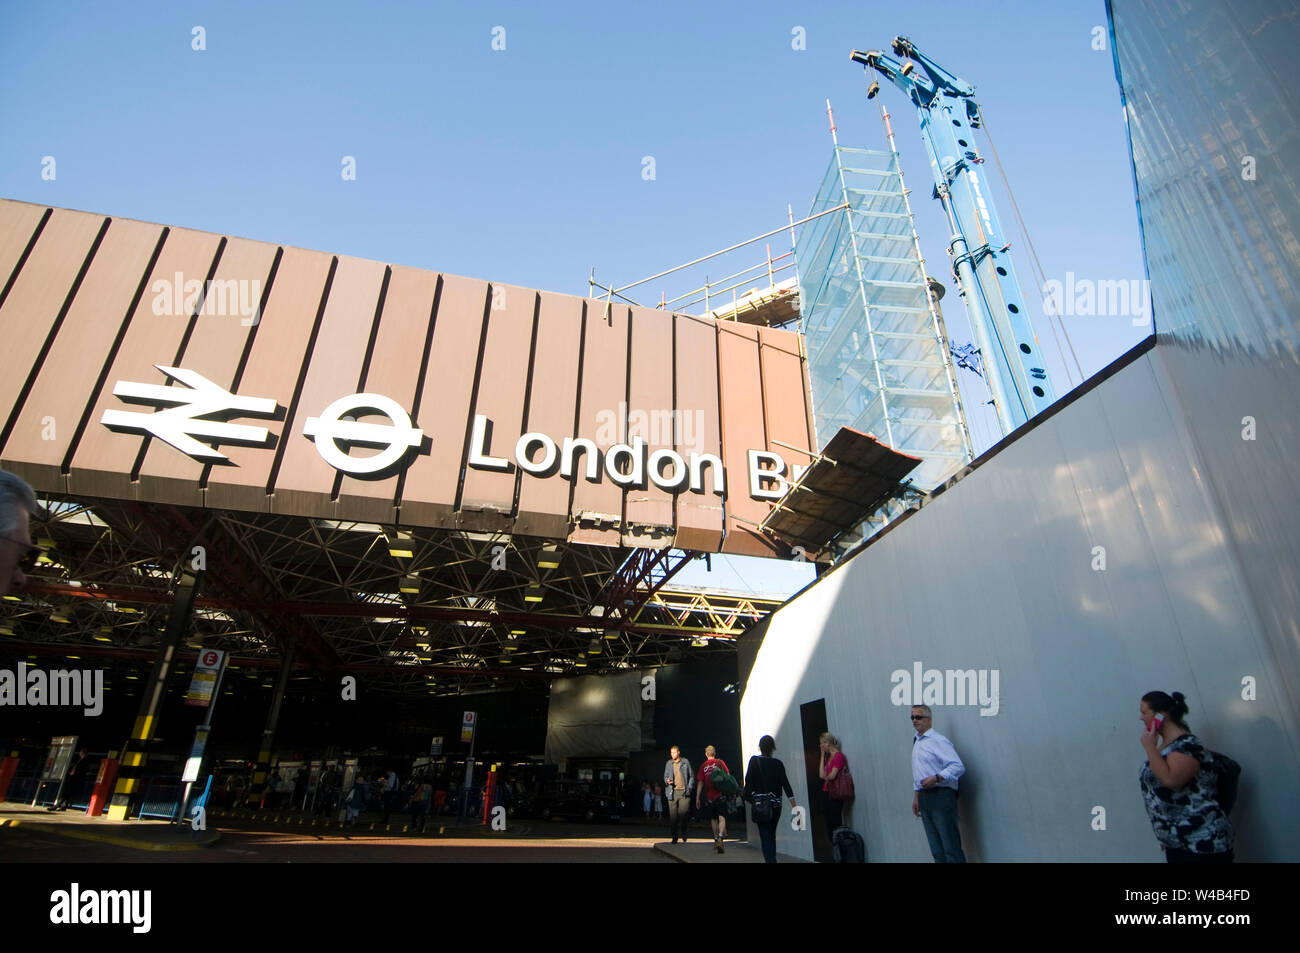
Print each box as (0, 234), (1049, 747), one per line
(1138, 691), (1234, 862)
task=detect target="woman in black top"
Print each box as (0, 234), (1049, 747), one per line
(743, 735), (797, 864)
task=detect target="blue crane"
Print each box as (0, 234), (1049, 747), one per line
(852, 37), (1054, 435)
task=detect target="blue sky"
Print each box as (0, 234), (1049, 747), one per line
(1, 0), (1146, 596)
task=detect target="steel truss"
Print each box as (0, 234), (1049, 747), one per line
(3, 493), (783, 699)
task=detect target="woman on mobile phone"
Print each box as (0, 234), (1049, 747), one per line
(1138, 691), (1234, 863)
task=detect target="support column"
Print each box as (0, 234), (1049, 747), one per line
(106, 570), (201, 821)
(248, 637), (295, 807)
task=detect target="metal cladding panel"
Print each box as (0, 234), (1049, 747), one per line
(717, 322), (777, 557)
(0, 202), (819, 558)
(741, 344), (1299, 861)
(515, 292), (583, 539)
(68, 226), (222, 499)
(459, 283), (536, 532)
(569, 303), (629, 547)
(201, 246), (333, 514)
(0, 217), (163, 489)
(0, 200), (49, 284)
(334, 263), (438, 525)
(134, 237), (278, 507)
(400, 273), (489, 528)
(758, 325), (812, 555)
(0, 208), (107, 428)
(673, 312), (723, 552)
(269, 255), (387, 517)
(622, 305), (675, 548)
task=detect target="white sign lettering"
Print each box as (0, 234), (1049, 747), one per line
(100, 365), (277, 460)
(103, 367), (799, 500)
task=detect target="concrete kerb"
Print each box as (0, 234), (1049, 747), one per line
(0, 814), (222, 851)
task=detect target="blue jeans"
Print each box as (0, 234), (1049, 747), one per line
(918, 787), (966, 862)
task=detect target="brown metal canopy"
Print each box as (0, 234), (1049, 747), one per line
(758, 427), (922, 559)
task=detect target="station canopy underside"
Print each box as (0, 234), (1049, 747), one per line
(5, 494), (782, 697)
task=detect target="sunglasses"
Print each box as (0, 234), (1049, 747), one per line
(910, 715), (930, 721)
(2, 536), (43, 573)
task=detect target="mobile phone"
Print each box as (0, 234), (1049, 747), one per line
(1149, 713), (1165, 732)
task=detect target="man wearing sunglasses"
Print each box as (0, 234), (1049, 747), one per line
(910, 705), (967, 862)
(0, 469), (39, 598)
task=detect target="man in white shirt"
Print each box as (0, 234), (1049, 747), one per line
(910, 705), (967, 862)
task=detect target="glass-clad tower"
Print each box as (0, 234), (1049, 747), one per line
(796, 144), (972, 492)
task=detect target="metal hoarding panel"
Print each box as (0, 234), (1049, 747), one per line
(334, 263), (438, 524)
(622, 305), (675, 548)
(67, 226), (223, 500)
(134, 236), (278, 506)
(268, 255), (388, 517)
(515, 291), (583, 540)
(0, 217), (164, 490)
(672, 312), (723, 552)
(568, 302), (629, 547)
(201, 246), (334, 514)
(399, 273), (489, 528)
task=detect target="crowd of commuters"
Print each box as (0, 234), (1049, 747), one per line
(663, 686), (1238, 864)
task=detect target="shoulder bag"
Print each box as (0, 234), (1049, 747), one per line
(827, 755), (855, 800)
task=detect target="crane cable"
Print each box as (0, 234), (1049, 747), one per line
(978, 109), (1086, 386)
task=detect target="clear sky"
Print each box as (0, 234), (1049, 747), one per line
(1, 0), (1146, 597)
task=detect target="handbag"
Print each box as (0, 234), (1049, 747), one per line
(827, 756), (855, 800)
(749, 757), (781, 823)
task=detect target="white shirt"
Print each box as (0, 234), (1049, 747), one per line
(912, 728), (965, 791)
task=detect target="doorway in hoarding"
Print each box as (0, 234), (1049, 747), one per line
(799, 698), (832, 863)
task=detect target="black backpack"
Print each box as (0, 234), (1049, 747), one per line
(1209, 751), (1241, 815)
(831, 825), (866, 863)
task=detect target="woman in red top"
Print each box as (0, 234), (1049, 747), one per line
(695, 744), (731, 853)
(819, 731), (851, 830)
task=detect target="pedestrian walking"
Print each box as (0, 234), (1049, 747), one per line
(1138, 691), (1235, 862)
(381, 768), (400, 823)
(345, 777), (368, 825)
(663, 745), (694, 844)
(652, 783), (664, 819)
(910, 705), (967, 862)
(818, 731), (853, 831)
(642, 781), (653, 818)
(409, 775), (433, 833)
(695, 745), (734, 853)
(742, 735), (796, 863)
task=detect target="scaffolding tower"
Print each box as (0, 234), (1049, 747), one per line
(797, 127), (973, 494)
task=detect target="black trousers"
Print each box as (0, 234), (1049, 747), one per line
(823, 790), (843, 830)
(668, 796), (691, 839)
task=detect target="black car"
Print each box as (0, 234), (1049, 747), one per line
(536, 780), (622, 823)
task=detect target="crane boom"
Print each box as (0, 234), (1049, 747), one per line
(851, 37), (1054, 434)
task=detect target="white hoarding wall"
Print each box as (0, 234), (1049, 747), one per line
(741, 342), (1298, 862)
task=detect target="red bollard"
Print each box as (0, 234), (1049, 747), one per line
(482, 767), (498, 825)
(0, 754), (18, 802)
(87, 754), (119, 816)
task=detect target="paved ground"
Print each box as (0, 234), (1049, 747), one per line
(0, 804), (808, 862)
